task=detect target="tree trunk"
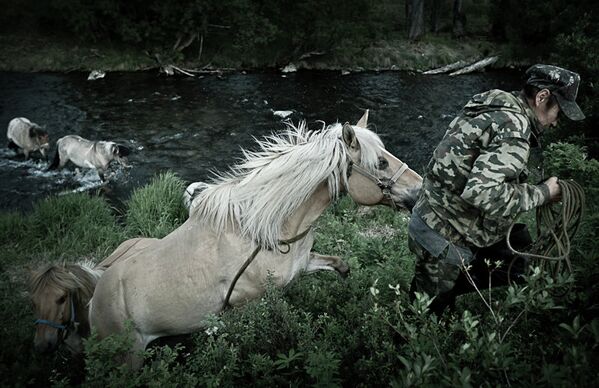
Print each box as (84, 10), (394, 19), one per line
(452, 0), (466, 38)
(490, 0), (509, 41)
(405, 1), (411, 32)
(408, 0), (425, 40)
(430, 0), (443, 33)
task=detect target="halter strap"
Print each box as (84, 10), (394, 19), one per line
(349, 160), (410, 210)
(389, 162), (410, 184)
(223, 227), (312, 309)
(34, 294), (76, 334)
(350, 161), (410, 188)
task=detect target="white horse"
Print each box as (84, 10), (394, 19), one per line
(90, 112), (422, 368)
(7, 117), (50, 159)
(48, 135), (130, 181)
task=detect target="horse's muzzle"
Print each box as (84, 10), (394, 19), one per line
(34, 331), (60, 353)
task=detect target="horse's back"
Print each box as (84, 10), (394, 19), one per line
(7, 117), (31, 141)
(95, 237), (159, 271)
(57, 134), (86, 148)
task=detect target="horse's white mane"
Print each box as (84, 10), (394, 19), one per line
(191, 121), (384, 248)
(78, 259), (104, 279)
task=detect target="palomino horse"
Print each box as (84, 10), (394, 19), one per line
(48, 135), (130, 181)
(7, 117), (50, 159)
(29, 261), (103, 354)
(90, 112), (422, 368)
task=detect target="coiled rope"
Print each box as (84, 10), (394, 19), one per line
(507, 179), (585, 279)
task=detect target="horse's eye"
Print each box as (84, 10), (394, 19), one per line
(377, 157), (389, 170)
(57, 296), (66, 305)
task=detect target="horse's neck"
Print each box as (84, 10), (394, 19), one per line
(282, 182), (331, 238)
(71, 266), (103, 333)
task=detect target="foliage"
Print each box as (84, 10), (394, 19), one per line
(125, 171), (188, 238)
(0, 193), (124, 264)
(0, 156), (598, 385)
(40, 0), (385, 65)
(0, 193), (124, 387)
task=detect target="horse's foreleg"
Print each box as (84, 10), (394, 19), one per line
(127, 334), (149, 370)
(97, 169), (106, 181)
(307, 252), (350, 277)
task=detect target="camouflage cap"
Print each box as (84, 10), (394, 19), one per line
(525, 64), (585, 121)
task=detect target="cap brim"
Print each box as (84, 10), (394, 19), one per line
(555, 94), (585, 121)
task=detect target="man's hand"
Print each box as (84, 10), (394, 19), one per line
(544, 176), (562, 203)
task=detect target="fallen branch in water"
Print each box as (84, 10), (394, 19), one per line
(423, 56), (499, 76)
(422, 60), (468, 75)
(449, 56), (499, 76)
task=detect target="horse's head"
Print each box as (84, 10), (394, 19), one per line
(28, 265), (79, 353)
(29, 126), (50, 156)
(341, 111), (422, 211)
(105, 142), (130, 165)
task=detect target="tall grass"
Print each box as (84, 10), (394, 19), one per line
(125, 172), (188, 238)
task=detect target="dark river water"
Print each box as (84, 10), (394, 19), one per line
(0, 70), (520, 211)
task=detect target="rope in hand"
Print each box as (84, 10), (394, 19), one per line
(506, 179), (585, 280)
(223, 227), (312, 309)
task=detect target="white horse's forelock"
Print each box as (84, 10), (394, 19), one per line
(191, 121), (384, 249)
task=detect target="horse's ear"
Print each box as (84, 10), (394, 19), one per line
(342, 123), (358, 149)
(356, 109), (369, 128)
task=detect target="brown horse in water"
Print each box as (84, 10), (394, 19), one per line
(28, 261), (103, 354)
(90, 112), (422, 368)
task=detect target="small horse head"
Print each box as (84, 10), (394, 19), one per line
(341, 111), (422, 211)
(29, 126), (50, 156)
(28, 264), (95, 353)
(105, 142), (130, 165)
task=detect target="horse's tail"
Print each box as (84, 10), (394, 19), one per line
(47, 148), (60, 170)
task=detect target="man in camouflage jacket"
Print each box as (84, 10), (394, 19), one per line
(408, 64), (585, 314)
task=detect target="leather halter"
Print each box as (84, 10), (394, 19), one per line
(348, 159), (411, 209)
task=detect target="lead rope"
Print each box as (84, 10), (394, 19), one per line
(223, 227), (312, 309)
(506, 180), (585, 281)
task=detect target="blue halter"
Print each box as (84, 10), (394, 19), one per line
(34, 294), (76, 333)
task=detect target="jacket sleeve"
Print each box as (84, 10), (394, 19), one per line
(460, 127), (550, 217)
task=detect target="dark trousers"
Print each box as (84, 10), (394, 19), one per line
(411, 223), (533, 315)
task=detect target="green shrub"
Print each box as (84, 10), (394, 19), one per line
(1, 162), (598, 386)
(0, 193), (123, 265)
(125, 172), (188, 238)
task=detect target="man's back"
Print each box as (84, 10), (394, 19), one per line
(413, 89), (548, 248)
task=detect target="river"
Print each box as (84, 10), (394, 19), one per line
(0, 70), (520, 211)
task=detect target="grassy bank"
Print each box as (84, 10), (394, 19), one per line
(0, 31), (512, 73)
(1, 149), (598, 385)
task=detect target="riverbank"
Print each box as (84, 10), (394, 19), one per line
(0, 31), (526, 73)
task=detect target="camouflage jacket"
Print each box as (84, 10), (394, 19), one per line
(412, 89), (550, 248)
